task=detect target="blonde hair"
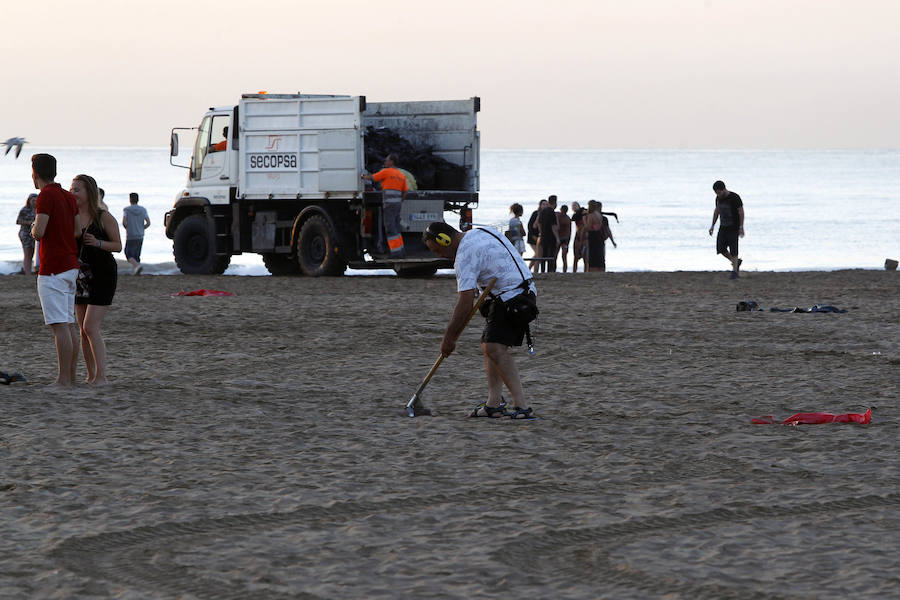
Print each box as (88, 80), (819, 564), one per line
(74, 174), (102, 227)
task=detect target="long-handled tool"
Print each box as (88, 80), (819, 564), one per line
(406, 278), (497, 417)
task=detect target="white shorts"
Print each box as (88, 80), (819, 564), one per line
(37, 268), (78, 325)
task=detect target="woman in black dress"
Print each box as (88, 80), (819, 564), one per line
(71, 174), (122, 384)
(585, 200), (616, 272)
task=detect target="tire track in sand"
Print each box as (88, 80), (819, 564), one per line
(51, 489), (900, 598)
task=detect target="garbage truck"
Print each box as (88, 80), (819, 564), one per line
(165, 93), (479, 276)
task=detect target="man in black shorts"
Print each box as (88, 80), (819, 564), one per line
(423, 221), (537, 419)
(708, 180), (745, 279)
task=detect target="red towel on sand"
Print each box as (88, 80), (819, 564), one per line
(752, 408), (871, 425)
(173, 289), (235, 297)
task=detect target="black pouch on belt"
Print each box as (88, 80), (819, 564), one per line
(505, 290), (539, 325)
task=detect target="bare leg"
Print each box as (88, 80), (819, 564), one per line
(68, 323), (79, 383)
(482, 342), (527, 409)
(483, 351), (505, 407)
(23, 247), (34, 275)
(49, 323), (78, 386)
(721, 251), (739, 273)
(76, 304), (96, 383)
(81, 305), (110, 384)
(528, 244), (539, 273)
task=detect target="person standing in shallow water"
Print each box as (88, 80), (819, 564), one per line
(122, 192), (150, 274)
(570, 201), (587, 272)
(708, 180), (744, 279)
(16, 193), (38, 274)
(507, 203), (526, 255)
(584, 200), (616, 272)
(526, 199), (545, 273)
(538, 195), (559, 273)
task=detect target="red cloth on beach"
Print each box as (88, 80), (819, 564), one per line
(752, 408), (871, 425)
(173, 289), (235, 297)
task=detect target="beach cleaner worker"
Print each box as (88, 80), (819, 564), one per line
(708, 180), (744, 279)
(362, 153), (407, 257)
(423, 221), (538, 419)
(30, 153), (82, 387)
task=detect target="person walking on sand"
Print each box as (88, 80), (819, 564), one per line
(556, 203), (572, 273)
(362, 153), (407, 258)
(122, 192), (150, 274)
(30, 153), (82, 387)
(423, 221), (537, 419)
(16, 193), (38, 274)
(708, 180), (744, 279)
(538, 195), (559, 273)
(73, 174), (122, 385)
(584, 200), (616, 272)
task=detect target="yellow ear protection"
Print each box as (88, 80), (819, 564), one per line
(424, 224), (453, 247)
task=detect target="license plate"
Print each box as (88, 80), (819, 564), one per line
(409, 212), (441, 222)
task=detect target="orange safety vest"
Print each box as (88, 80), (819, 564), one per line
(372, 167), (408, 192)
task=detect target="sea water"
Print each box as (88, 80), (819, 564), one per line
(2, 148), (897, 275)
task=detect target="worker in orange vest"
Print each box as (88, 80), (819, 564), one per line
(362, 153), (408, 257)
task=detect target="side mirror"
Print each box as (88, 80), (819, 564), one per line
(170, 133), (179, 157)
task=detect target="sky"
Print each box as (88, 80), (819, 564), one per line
(3, 0), (899, 148)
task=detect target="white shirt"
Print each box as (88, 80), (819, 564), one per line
(454, 228), (537, 302)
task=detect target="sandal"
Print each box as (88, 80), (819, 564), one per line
(469, 399), (508, 418)
(507, 406), (536, 420)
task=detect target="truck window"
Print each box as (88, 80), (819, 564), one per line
(209, 115), (229, 153)
(192, 116), (212, 180)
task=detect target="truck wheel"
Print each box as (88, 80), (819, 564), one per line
(394, 265), (438, 278)
(173, 214), (230, 274)
(297, 215), (346, 276)
(263, 253), (301, 276)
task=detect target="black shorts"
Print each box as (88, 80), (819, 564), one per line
(481, 297), (526, 347)
(717, 227), (739, 257)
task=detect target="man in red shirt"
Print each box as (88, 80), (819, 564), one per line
(30, 154), (82, 386)
(362, 153), (408, 257)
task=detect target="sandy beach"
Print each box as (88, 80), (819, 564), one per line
(1, 269), (898, 599)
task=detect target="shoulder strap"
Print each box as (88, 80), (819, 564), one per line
(477, 227), (533, 291)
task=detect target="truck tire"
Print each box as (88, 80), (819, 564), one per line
(262, 253), (301, 276)
(297, 215), (346, 276)
(173, 214), (230, 275)
(394, 265), (439, 278)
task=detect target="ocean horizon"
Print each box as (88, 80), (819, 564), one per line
(2, 147), (897, 276)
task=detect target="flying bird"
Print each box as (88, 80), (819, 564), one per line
(3, 137), (28, 158)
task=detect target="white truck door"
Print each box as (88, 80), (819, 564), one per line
(239, 95), (362, 198)
(190, 113), (232, 204)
